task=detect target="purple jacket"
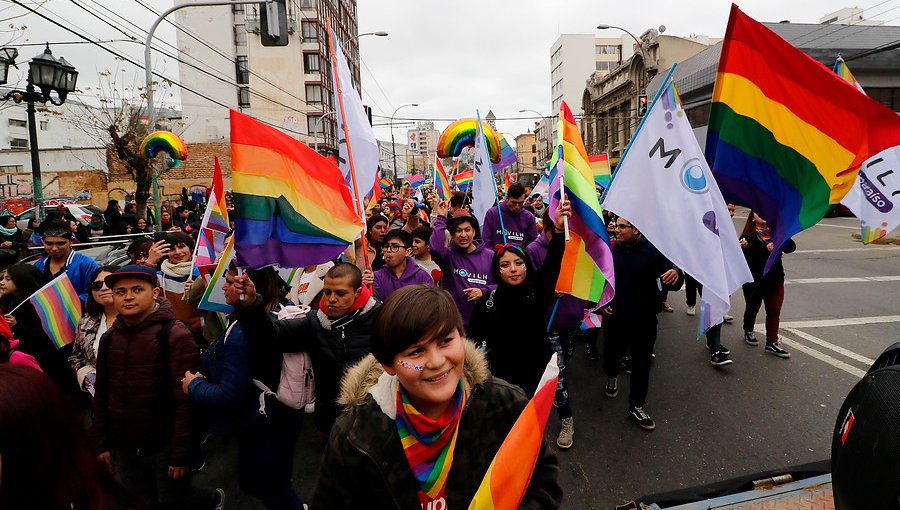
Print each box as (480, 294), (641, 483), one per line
(430, 215), (495, 325)
(526, 233), (585, 331)
(482, 202), (538, 248)
(372, 257), (435, 302)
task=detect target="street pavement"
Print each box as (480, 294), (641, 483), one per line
(196, 211), (900, 509)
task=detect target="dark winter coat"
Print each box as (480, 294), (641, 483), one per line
(606, 237), (683, 319)
(91, 299), (201, 467)
(740, 232), (796, 294)
(234, 298), (380, 433)
(312, 341), (562, 509)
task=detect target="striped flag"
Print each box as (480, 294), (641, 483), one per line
(28, 273), (82, 349)
(468, 354), (559, 510)
(588, 153), (611, 196)
(407, 173), (425, 188)
(504, 171), (512, 195)
(380, 177), (393, 190)
(434, 155), (453, 200)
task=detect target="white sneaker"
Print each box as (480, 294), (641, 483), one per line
(557, 417), (574, 449)
(723, 314), (734, 323)
(686, 305), (696, 316)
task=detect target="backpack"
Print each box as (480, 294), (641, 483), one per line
(251, 305), (316, 415)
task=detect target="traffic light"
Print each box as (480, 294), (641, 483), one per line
(637, 94), (648, 116)
(260, 0), (288, 47)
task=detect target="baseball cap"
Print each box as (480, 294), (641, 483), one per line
(104, 264), (159, 288)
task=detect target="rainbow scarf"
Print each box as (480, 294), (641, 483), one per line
(395, 379), (466, 503)
(755, 225), (772, 245)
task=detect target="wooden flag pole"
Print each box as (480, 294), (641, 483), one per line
(560, 174), (570, 241)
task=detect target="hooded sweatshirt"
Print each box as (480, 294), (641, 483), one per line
(372, 256), (435, 301)
(429, 215), (494, 325)
(481, 201), (538, 248)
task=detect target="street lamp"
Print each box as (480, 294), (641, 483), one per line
(313, 110), (336, 154)
(597, 24), (649, 91)
(390, 103), (418, 184)
(350, 31), (388, 42)
(519, 109), (551, 164)
(0, 43), (79, 223)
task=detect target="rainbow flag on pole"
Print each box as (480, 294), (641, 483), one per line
(495, 135), (518, 172)
(503, 170), (512, 195)
(833, 55), (865, 94)
(434, 155), (452, 200)
(588, 153), (611, 196)
(453, 169), (474, 191)
(407, 173), (425, 188)
(380, 177), (393, 190)
(28, 273), (81, 349)
(468, 355), (559, 510)
(706, 5), (900, 271)
(549, 101), (615, 306)
(230, 110), (363, 268)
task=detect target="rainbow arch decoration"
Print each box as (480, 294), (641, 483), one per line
(140, 131), (188, 163)
(437, 118), (502, 163)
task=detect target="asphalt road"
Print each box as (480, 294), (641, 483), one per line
(196, 212), (900, 509)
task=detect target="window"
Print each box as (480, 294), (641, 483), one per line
(531, 144), (536, 152)
(596, 61), (615, 72)
(8, 119), (26, 128)
(0, 165), (23, 173)
(305, 84), (323, 104)
(685, 103), (711, 127)
(868, 87), (900, 112)
(10, 138), (28, 149)
(235, 56), (250, 85)
(234, 25), (247, 46)
(301, 21), (318, 42)
(299, 0), (315, 7)
(303, 53), (320, 73)
(596, 44), (621, 57)
(40, 120), (48, 130)
(232, 4), (244, 13)
(238, 87), (251, 108)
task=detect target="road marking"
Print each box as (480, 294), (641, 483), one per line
(795, 246), (900, 254)
(778, 315), (900, 329)
(785, 276), (900, 284)
(759, 328), (867, 379)
(783, 328), (876, 366)
(810, 223), (858, 230)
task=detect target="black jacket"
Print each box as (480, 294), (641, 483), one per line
(235, 298), (380, 433)
(607, 237), (683, 319)
(740, 233), (796, 293)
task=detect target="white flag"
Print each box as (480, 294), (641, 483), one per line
(471, 110), (497, 228)
(841, 151), (900, 243)
(603, 82), (753, 331)
(328, 20), (378, 229)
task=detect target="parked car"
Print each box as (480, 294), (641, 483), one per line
(15, 204), (103, 230)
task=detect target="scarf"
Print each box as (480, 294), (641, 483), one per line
(160, 259), (193, 279)
(89, 218), (106, 232)
(0, 223), (16, 237)
(395, 379), (466, 503)
(755, 225), (772, 244)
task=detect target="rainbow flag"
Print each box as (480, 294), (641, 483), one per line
(230, 110), (363, 268)
(208, 156), (230, 233)
(468, 355), (559, 510)
(380, 177), (392, 190)
(706, 5), (900, 271)
(833, 55), (864, 93)
(407, 173), (425, 188)
(588, 153), (611, 195)
(28, 273), (81, 349)
(495, 135), (518, 171)
(453, 169), (474, 191)
(434, 155), (452, 200)
(549, 101), (615, 306)
(504, 171), (512, 195)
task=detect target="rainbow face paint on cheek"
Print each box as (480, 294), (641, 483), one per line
(397, 359), (424, 371)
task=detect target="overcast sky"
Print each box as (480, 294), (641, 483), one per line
(3, 0), (896, 142)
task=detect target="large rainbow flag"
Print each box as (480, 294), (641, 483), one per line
(230, 110), (363, 268)
(453, 169), (474, 191)
(434, 155), (452, 200)
(706, 5), (900, 271)
(495, 135), (518, 172)
(28, 273), (81, 349)
(549, 101), (615, 306)
(468, 355), (559, 510)
(588, 153), (611, 195)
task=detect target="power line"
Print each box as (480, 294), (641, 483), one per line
(788, 1), (900, 49)
(785, 0), (896, 46)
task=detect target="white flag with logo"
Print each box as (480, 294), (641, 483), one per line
(841, 151), (900, 243)
(328, 20), (378, 229)
(471, 110), (497, 228)
(603, 81), (752, 332)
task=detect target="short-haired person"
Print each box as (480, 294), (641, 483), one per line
(354, 214), (388, 273)
(92, 265), (222, 510)
(231, 262), (380, 433)
(312, 285), (562, 508)
(33, 218), (100, 302)
(429, 193), (494, 326)
(410, 226), (441, 284)
(363, 229), (435, 302)
(481, 183), (538, 247)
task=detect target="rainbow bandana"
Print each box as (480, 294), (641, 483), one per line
(755, 225), (772, 244)
(395, 379), (466, 503)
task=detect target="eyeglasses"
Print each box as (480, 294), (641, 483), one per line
(90, 280), (109, 291)
(613, 223), (634, 230)
(382, 243), (409, 253)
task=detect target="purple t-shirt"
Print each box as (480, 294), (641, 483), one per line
(430, 215), (495, 325)
(372, 256), (435, 302)
(482, 201), (538, 248)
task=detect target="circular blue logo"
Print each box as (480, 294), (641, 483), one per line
(457, 269), (469, 278)
(681, 158), (709, 194)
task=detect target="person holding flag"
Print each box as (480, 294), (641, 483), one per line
(312, 285), (562, 509)
(33, 217), (99, 303)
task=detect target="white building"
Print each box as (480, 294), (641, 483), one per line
(378, 140), (409, 181)
(820, 7), (884, 26)
(174, 0), (360, 153)
(550, 34), (633, 114)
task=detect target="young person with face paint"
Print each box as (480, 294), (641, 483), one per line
(364, 229), (435, 302)
(312, 285), (562, 509)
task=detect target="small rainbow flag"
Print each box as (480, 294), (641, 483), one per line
(833, 55), (864, 94)
(407, 173), (425, 188)
(588, 153), (611, 195)
(496, 135), (518, 171)
(434, 155), (452, 201)
(468, 355), (559, 510)
(208, 156), (230, 234)
(380, 177), (393, 190)
(453, 169), (474, 191)
(504, 170), (512, 195)
(28, 273), (81, 349)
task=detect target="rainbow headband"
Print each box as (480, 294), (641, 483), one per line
(437, 118), (502, 163)
(140, 131), (187, 162)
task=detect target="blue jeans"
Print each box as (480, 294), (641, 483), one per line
(238, 405), (305, 510)
(549, 330), (576, 419)
(111, 446), (216, 510)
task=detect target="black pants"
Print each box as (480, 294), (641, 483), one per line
(602, 315), (657, 408)
(238, 407), (305, 510)
(112, 446), (217, 510)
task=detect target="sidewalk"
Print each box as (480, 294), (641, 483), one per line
(660, 474), (833, 509)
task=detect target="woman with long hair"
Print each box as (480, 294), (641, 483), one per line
(0, 214), (25, 270)
(68, 265), (120, 396)
(739, 210), (795, 358)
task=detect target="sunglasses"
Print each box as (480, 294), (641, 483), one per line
(90, 280), (109, 291)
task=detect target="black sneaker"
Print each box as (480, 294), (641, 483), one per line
(710, 349), (733, 366)
(630, 406), (656, 431)
(707, 344), (731, 356)
(744, 331), (759, 346)
(605, 378), (618, 398)
(765, 341), (791, 358)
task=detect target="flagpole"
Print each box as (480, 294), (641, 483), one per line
(477, 110), (508, 245)
(599, 63), (678, 205)
(327, 17), (371, 272)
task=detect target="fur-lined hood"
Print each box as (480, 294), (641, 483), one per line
(338, 339), (490, 417)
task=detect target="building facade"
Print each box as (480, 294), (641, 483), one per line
(512, 132), (538, 185)
(406, 120), (439, 176)
(175, 0), (360, 154)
